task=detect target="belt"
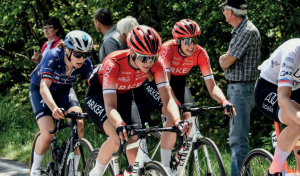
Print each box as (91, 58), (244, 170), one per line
(226, 80), (256, 84)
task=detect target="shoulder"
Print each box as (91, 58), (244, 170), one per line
(243, 19), (260, 36)
(105, 49), (130, 61)
(43, 48), (62, 61)
(162, 39), (177, 48)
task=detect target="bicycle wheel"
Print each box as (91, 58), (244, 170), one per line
(29, 131), (53, 174)
(188, 137), (225, 176)
(64, 138), (93, 176)
(239, 148), (273, 176)
(144, 161), (168, 176)
(84, 149), (114, 176)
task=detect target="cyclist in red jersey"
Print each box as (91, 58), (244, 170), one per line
(145, 19), (236, 173)
(85, 25), (188, 176)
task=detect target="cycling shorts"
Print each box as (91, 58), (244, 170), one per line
(85, 84), (150, 131)
(29, 83), (80, 121)
(255, 77), (300, 124)
(144, 75), (195, 113)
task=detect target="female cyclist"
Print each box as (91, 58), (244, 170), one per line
(255, 38), (300, 176)
(144, 19), (236, 173)
(85, 25), (188, 176)
(29, 30), (94, 176)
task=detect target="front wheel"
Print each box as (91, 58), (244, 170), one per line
(188, 137), (225, 176)
(144, 161), (169, 176)
(63, 138), (93, 176)
(239, 148), (273, 176)
(29, 131), (54, 175)
(84, 149), (114, 176)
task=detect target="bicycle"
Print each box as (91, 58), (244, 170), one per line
(164, 104), (234, 176)
(85, 125), (186, 176)
(29, 111), (93, 176)
(239, 121), (300, 176)
(85, 104), (234, 176)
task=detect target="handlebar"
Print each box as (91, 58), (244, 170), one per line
(179, 103), (235, 125)
(49, 111), (89, 134)
(112, 126), (186, 157)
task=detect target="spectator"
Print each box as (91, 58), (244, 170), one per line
(116, 16), (139, 45)
(31, 18), (61, 64)
(218, 0), (261, 175)
(94, 8), (125, 63)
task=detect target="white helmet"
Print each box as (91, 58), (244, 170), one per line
(65, 30), (93, 52)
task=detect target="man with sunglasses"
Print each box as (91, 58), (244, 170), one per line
(85, 25), (188, 176)
(144, 19), (235, 174)
(219, 0), (261, 175)
(29, 30), (94, 176)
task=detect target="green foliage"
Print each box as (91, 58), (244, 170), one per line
(1, 0), (300, 159)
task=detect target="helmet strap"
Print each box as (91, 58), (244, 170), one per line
(178, 41), (188, 57)
(65, 49), (73, 62)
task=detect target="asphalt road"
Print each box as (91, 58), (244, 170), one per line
(0, 158), (29, 176)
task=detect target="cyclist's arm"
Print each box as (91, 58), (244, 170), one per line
(204, 78), (227, 103)
(103, 93), (123, 128)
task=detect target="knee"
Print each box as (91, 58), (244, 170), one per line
(77, 120), (84, 131)
(40, 132), (55, 145)
(107, 137), (121, 150)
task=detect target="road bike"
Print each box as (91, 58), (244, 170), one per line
(85, 125), (185, 176)
(29, 111), (93, 176)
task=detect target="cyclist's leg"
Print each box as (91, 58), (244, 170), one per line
(255, 77), (296, 174)
(144, 79), (176, 171)
(29, 83), (55, 173)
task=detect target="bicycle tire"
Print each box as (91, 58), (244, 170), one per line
(144, 161), (168, 176)
(29, 131), (53, 175)
(188, 137), (225, 176)
(63, 138), (93, 176)
(239, 148), (273, 176)
(84, 149), (114, 176)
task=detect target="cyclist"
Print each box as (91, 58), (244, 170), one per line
(144, 19), (236, 173)
(255, 38), (300, 176)
(85, 25), (188, 176)
(29, 30), (94, 176)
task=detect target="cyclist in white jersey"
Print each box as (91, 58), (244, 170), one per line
(255, 38), (300, 175)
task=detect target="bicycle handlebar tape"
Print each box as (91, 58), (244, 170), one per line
(171, 127), (184, 153)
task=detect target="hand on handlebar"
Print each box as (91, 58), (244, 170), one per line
(116, 121), (129, 144)
(221, 100), (236, 117)
(174, 119), (189, 136)
(52, 107), (65, 120)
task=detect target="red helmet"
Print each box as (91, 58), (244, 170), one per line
(127, 25), (162, 55)
(172, 19), (201, 39)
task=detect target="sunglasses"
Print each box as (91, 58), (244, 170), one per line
(43, 27), (54, 31)
(135, 52), (159, 63)
(72, 50), (90, 59)
(181, 37), (199, 45)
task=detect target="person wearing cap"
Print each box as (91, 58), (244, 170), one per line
(218, 0), (261, 175)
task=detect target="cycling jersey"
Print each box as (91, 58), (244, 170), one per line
(259, 38), (300, 90)
(159, 39), (213, 79)
(89, 49), (169, 94)
(30, 48), (93, 90)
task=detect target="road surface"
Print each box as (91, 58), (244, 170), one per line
(0, 158), (29, 176)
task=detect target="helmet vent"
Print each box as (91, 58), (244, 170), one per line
(75, 38), (82, 48)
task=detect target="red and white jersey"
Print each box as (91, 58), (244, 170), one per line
(159, 39), (213, 80)
(92, 49), (169, 94)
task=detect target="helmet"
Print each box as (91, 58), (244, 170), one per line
(172, 19), (201, 39)
(127, 25), (162, 55)
(65, 30), (93, 52)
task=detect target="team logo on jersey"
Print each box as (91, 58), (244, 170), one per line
(48, 59), (53, 66)
(174, 57), (181, 60)
(118, 77), (130, 82)
(294, 68), (300, 78)
(172, 61), (179, 65)
(282, 63), (293, 70)
(122, 72), (131, 75)
(271, 60), (280, 67)
(204, 52), (211, 68)
(161, 47), (169, 58)
(285, 57), (294, 63)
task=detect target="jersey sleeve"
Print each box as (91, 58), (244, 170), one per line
(197, 50), (214, 80)
(278, 51), (298, 88)
(159, 45), (173, 72)
(100, 59), (120, 94)
(40, 49), (59, 81)
(151, 60), (170, 88)
(83, 57), (94, 80)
